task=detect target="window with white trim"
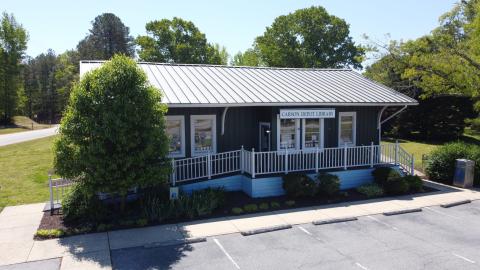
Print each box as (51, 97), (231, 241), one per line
(277, 117), (300, 150)
(302, 118), (324, 149)
(191, 115), (216, 156)
(338, 112), (356, 146)
(166, 116), (185, 158)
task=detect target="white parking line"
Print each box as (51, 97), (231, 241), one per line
(424, 207), (459, 219)
(453, 253), (476, 264)
(213, 238), (240, 269)
(298, 226), (312, 235)
(366, 216), (399, 231)
(355, 262), (370, 270)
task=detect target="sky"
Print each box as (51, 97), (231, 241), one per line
(3, 0), (459, 64)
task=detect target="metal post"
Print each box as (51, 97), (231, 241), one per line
(48, 173), (54, 214)
(251, 148), (255, 179)
(171, 159), (176, 186)
(370, 141), (374, 168)
(240, 145), (244, 173)
(394, 140), (399, 165)
(343, 143), (348, 170)
(285, 148), (289, 174)
(411, 154), (415, 175)
(315, 147), (319, 173)
(207, 153), (212, 179)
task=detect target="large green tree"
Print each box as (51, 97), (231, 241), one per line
(136, 17), (227, 64)
(77, 13), (134, 60)
(0, 12), (27, 124)
(252, 6), (364, 68)
(54, 55), (170, 204)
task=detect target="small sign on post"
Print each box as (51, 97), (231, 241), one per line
(169, 186), (179, 200)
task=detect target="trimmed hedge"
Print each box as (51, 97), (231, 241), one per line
(425, 142), (480, 185)
(282, 174), (316, 198)
(372, 167), (401, 186)
(316, 173), (340, 196)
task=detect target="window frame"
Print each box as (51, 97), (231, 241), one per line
(190, 114), (217, 157)
(276, 115), (300, 151)
(338, 111), (357, 146)
(302, 118), (324, 150)
(166, 115), (186, 158)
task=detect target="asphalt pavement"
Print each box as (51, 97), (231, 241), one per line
(0, 126), (58, 146)
(111, 201), (480, 270)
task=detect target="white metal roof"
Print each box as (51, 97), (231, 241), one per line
(80, 61), (417, 107)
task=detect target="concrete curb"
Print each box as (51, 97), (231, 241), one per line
(143, 237), (206, 248)
(240, 224), (292, 236)
(383, 208), (422, 216)
(312, 216), (358, 225)
(441, 200), (472, 208)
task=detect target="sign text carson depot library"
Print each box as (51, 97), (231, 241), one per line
(279, 109), (335, 119)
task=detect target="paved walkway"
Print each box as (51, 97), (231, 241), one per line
(0, 126), (58, 147)
(0, 180), (479, 269)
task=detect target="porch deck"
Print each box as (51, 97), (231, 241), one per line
(171, 143), (414, 185)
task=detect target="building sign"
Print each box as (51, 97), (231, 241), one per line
(280, 109), (335, 119)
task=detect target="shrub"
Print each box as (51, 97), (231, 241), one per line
(54, 55), (170, 211)
(96, 223), (113, 232)
(243, 204), (258, 213)
(425, 142), (480, 185)
(466, 118), (480, 132)
(35, 229), (65, 239)
(384, 177), (409, 195)
(231, 207), (244, 215)
(372, 167), (401, 186)
(143, 187), (226, 221)
(259, 202), (269, 210)
(357, 183), (384, 198)
(316, 173), (340, 196)
(136, 218), (148, 227)
(270, 201), (281, 209)
(404, 175), (423, 192)
(285, 200), (296, 207)
(282, 173), (316, 198)
(62, 183), (109, 224)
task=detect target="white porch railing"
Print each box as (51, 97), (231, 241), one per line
(171, 142), (415, 184)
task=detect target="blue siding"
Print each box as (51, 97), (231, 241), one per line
(178, 167), (398, 198)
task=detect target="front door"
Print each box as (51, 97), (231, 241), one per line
(259, 122), (271, 151)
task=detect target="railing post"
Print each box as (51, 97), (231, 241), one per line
(240, 145), (244, 174)
(171, 159), (176, 186)
(343, 143), (347, 170)
(370, 141), (374, 168)
(394, 140), (399, 165)
(411, 154), (415, 175)
(285, 148), (289, 174)
(251, 148), (255, 179)
(48, 173), (54, 214)
(207, 153), (212, 179)
(315, 147), (319, 173)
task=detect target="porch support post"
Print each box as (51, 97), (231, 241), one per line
(315, 147), (319, 173)
(251, 148), (255, 179)
(285, 148), (289, 174)
(394, 140), (399, 165)
(343, 143), (347, 170)
(370, 142), (374, 168)
(240, 145), (244, 174)
(207, 153), (212, 179)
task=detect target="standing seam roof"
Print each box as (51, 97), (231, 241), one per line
(79, 61), (418, 107)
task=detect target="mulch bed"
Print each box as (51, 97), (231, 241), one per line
(37, 185), (438, 239)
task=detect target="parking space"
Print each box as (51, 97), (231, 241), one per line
(111, 201), (480, 270)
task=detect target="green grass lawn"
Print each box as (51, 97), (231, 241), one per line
(0, 136), (56, 212)
(383, 128), (480, 171)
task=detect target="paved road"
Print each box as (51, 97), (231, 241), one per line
(0, 126), (58, 146)
(111, 201), (480, 270)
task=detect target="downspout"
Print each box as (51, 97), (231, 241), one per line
(221, 107), (229, 135)
(377, 105), (408, 142)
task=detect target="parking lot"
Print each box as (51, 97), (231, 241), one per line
(111, 201), (480, 270)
